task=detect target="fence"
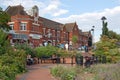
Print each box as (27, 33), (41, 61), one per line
(39, 55), (107, 67)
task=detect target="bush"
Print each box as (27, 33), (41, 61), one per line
(0, 49), (26, 80)
(35, 45), (59, 58)
(51, 65), (76, 80)
(14, 43), (36, 57)
(51, 65), (65, 77)
(88, 64), (120, 80)
(0, 29), (27, 80)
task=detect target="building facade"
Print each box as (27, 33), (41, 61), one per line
(6, 5), (92, 48)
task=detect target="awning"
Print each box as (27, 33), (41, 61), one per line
(29, 34), (42, 39)
(12, 33), (28, 40)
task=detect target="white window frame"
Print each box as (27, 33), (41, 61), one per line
(9, 24), (14, 30)
(43, 28), (46, 35)
(47, 29), (50, 33)
(57, 31), (60, 37)
(20, 23), (27, 31)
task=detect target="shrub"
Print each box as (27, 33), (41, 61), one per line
(91, 64), (120, 80)
(0, 49), (26, 80)
(51, 65), (76, 80)
(35, 45), (59, 58)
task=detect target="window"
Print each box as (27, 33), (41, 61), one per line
(57, 31), (60, 37)
(74, 27), (76, 30)
(9, 24), (14, 30)
(52, 30), (55, 37)
(20, 23), (26, 30)
(31, 26), (34, 31)
(43, 28), (46, 35)
(47, 29), (50, 33)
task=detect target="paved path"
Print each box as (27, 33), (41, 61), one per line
(16, 52), (92, 80)
(16, 64), (57, 80)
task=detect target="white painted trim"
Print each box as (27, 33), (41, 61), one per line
(8, 22), (14, 24)
(21, 22), (28, 23)
(32, 23), (40, 26)
(29, 34), (42, 39)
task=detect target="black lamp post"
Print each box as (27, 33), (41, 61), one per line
(101, 16), (108, 36)
(101, 16), (107, 22)
(91, 26), (95, 47)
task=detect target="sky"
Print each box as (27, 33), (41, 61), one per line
(0, 0), (120, 42)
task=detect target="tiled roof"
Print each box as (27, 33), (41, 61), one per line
(64, 22), (76, 32)
(40, 17), (63, 30)
(5, 5), (27, 16)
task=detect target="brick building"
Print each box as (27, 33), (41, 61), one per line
(5, 5), (92, 48)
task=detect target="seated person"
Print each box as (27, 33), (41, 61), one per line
(51, 53), (57, 63)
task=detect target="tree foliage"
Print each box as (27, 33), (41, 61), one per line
(0, 7), (11, 31)
(95, 17), (120, 63)
(95, 35), (120, 63)
(0, 29), (10, 55)
(72, 35), (78, 44)
(0, 7), (2, 11)
(35, 45), (59, 58)
(102, 20), (108, 36)
(108, 30), (120, 41)
(0, 30), (26, 80)
(14, 43), (36, 57)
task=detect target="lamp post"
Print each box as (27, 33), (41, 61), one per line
(101, 16), (107, 23)
(91, 26), (95, 48)
(101, 16), (108, 36)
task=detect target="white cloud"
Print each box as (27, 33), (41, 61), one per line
(44, 0), (60, 12)
(1, 0), (45, 9)
(43, 0), (68, 16)
(1, 0), (120, 42)
(1, 0), (68, 16)
(53, 6), (120, 42)
(53, 9), (68, 16)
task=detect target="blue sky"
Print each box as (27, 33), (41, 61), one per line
(0, 0), (120, 42)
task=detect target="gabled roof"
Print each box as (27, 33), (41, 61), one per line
(5, 5), (27, 16)
(64, 22), (76, 32)
(40, 17), (63, 30)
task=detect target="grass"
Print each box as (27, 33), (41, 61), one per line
(51, 62), (120, 80)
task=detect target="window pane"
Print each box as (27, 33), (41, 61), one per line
(9, 24), (14, 30)
(20, 23), (26, 30)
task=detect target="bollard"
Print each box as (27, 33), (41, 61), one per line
(71, 56), (74, 66)
(63, 58), (65, 64)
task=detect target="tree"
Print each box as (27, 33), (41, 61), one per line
(0, 7), (2, 11)
(88, 37), (92, 47)
(0, 29), (26, 80)
(35, 45), (59, 58)
(0, 7), (11, 31)
(101, 16), (109, 36)
(0, 29), (10, 55)
(14, 43), (36, 57)
(108, 30), (117, 39)
(72, 35), (78, 50)
(72, 35), (78, 44)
